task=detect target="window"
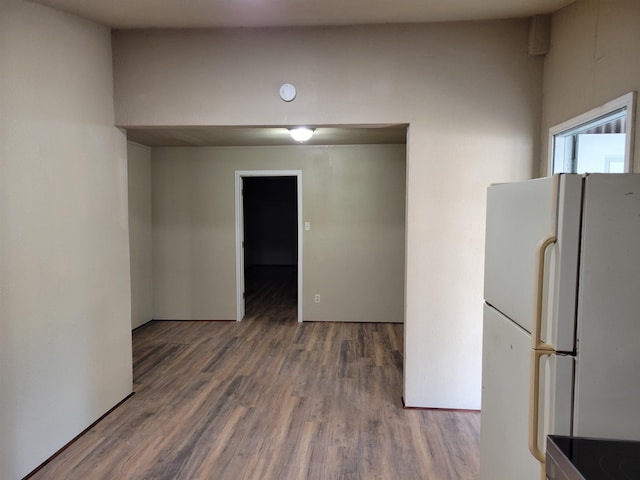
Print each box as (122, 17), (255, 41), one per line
(549, 92), (636, 174)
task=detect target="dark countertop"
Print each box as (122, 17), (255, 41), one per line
(547, 435), (640, 480)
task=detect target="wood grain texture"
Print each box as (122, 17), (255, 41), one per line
(28, 268), (480, 479)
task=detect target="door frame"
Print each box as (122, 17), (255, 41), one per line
(234, 170), (303, 322)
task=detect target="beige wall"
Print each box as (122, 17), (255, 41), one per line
(128, 142), (154, 329)
(0, 3), (132, 478)
(542, 0), (640, 174)
(152, 144), (406, 322)
(113, 21), (541, 409)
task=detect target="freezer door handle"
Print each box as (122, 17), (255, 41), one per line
(532, 233), (557, 349)
(528, 233), (557, 467)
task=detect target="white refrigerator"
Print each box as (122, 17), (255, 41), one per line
(480, 174), (640, 480)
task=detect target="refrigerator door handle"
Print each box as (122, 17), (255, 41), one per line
(529, 346), (555, 464)
(528, 233), (557, 466)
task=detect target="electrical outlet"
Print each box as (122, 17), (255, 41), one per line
(314, 294), (321, 303)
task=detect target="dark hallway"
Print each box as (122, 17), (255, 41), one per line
(244, 265), (297, 321)
(242, 176), (298, 321)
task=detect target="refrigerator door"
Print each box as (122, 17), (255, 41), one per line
(480, 305), (576, 480)
(541, 353), (575, 438)
(480, 304), (540, 480)
(573, 174), (640, 440)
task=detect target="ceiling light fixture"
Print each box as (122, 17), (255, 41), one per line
(289, 127), (314, 142)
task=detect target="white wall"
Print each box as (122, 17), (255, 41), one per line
(152, 144), (406, 323)
(128, 142), (153, 329)
(542, 0), (640, 174)
(0, 3), (132, 478)
(113, 21), (541, 409)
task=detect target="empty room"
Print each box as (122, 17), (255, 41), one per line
(2, 0), (639, 479)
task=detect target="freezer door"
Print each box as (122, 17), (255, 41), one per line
(480, 305), (541, 480)
(484, 175), (581, 350)
(573, 173), (640, 440)
(485, 177), (557, 334)
(546, 175), (583, 352)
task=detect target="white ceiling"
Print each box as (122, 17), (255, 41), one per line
(32, 0), (574, 147)
(127, 125), (409, 148)
(31, 0), (574, 29)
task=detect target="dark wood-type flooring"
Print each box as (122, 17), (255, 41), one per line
(29, 266), (480, 479)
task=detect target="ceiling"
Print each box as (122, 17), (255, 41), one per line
(127, 125), (409, 148)
(32, 0), (574, 148)
(31, 0), (575, 29)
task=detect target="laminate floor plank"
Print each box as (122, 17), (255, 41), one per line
(28, 266), (480, 479)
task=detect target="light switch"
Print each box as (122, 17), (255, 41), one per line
(304, 222), (311, 231)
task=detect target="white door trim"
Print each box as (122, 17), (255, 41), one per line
(234, 170), (303, 323)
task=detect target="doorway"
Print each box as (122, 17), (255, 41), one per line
(235, 170), (303, 322)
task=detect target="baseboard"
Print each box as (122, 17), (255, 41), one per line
(23, 392), (135, 480)
(401, 397), (480, 413)
(132, 319), (155, 332)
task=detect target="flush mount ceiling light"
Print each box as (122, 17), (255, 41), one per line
(289, 127), (314, 142)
